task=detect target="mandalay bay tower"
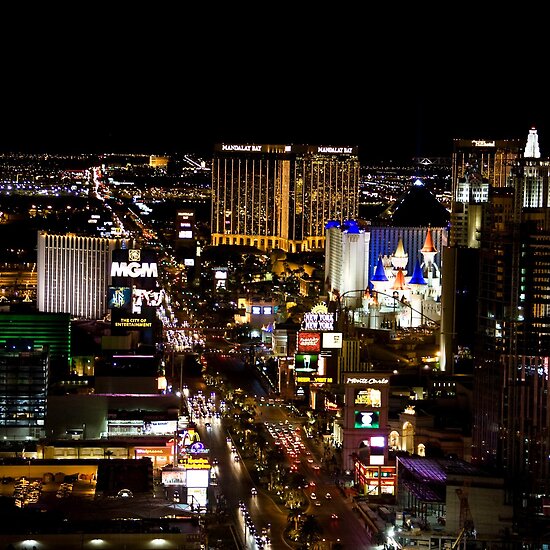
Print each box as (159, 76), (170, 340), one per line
(211, 143), (359, 253)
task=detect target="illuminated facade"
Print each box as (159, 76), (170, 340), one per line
(0, 341), (49, 440)
(0, 312), (71, 388)
(471, 129), (550, 508)
(325, 221), (443, 328)
(37, 232), (118, 320)
(440, 136), (524, 371)
(449, 137), (522, 248)
(211, 144), (359, 253)
(324, 220), (370, 309)
(109, 247), (162, 346)
(342, 373), (396, 497)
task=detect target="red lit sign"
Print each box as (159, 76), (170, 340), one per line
(297, 332), (321, 353)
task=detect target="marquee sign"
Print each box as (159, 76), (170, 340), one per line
(322, 332), (343, 349)
(111, 249), (159, 279)
(317, 146), (353, 154)
(302, 312), (334, 332)
(297, 332), (321, 353)
(112, 314), (153, 329)
(345, 376), (389, 385)
(221, 144), (262, 152)
(135, 448), (170, 456)
(108, 286), (132, 309)
(296, 376), (333, 384)
(111, 262), (158, 278)
(184, 456), (211, 470)
(354, 411), (380, 429)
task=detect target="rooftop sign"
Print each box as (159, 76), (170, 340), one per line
(345, 376), (389, 385)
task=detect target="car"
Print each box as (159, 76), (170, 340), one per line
(251, 487), (257, 495)
(315, 500), (322, 506)
(234, 455), (240, 462)
(117, 489), (134, 498)
(173, 490), (180, 502)
(325, 492), (332, 500)
(331, 513), (339, 519)
(310, 492), (317, 500)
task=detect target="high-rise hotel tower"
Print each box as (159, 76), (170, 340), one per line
(440, 137), (523, 372)
(37, 232), (119, 320)
(211, 144), (359, 253)
(465, 129), (550, 515)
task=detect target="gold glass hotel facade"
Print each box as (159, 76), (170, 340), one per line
(211, 144), (359, 252)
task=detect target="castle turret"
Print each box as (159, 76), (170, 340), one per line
(391, 237), (408, 273)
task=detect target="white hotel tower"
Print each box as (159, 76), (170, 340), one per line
(37, 232), (118, 320)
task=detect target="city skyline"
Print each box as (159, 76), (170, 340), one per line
(3, 85), (546, 164)
(2, 14), (549, 164)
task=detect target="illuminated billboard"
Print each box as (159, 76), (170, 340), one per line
(354, 388), (382, 407)
(186, 469), (209, 488)
(161, 469), (186, 486)
(111, 248), (159, 290)
(176, 211), (195, 240)
(301, 311), (334, 332)
(294, 354), (318, 373)
(297, 332), (321, 353)
(108, 286), (132, 309)
(132, 288), (165, 312)
(322, 332), (343, 349)
(111, 310), (154, 330)
(214, 268), (227, 289)
(354, 411), (380, 429)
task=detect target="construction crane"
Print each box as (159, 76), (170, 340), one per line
(452, 481), (475, 549)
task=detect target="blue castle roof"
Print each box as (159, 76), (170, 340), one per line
(409, 259), (427, 285)
(371, 256), (388, 282)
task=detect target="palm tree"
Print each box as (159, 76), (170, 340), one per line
(249, 426), (269, 462)
(287, 509), (302, 532)
(298, 514), (322, 547)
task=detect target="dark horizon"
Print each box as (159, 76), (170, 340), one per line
(2, 74), (547, 164)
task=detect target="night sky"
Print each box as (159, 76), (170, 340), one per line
(2, 12), (548, 163)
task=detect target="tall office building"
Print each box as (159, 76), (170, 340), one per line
(0, 340), (49, 440)
(440, 137), (524, 372)
(37, 232), (118, 320)
(0, 311), (71, 387)
(471, 129), (550, 512)
(211, 144), (359, 253)
(450, 137), (522, 248)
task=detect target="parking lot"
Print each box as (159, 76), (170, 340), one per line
(0, 475), (97, 507)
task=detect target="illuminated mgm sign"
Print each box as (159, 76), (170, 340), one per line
(111, 248), (159, 280)
(111, 262), (158, 278)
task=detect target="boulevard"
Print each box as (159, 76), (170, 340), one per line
(185, 352), (377, 549)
